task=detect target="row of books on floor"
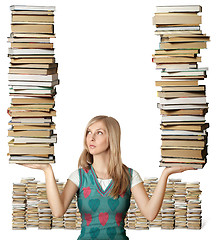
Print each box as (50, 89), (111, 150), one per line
(12, 177), (202, 230)
(152, 5), (210, 168)
(125, 177), (202, 230)
(7, 5), (58, 164)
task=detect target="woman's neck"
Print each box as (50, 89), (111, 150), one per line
(92, 151), (110, 179)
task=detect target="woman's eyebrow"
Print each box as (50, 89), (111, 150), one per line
(87, 128), (106, 131)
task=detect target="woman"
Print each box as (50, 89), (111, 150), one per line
(23, 115), (194, 239)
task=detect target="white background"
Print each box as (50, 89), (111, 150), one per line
(0, 0), (215, 239)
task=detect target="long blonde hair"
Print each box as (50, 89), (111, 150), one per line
(78, 115), (131, 199)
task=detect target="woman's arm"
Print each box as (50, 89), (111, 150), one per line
(131, 166), (195, 221)
(21, 164), (78, 218)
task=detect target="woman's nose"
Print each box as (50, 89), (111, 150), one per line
(90, 133), (96, 140)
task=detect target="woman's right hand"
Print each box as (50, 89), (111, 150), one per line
(19, 163), (51, 172)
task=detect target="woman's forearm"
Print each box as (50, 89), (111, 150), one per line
(145, 170), (169, 221)
(43, 165), (65, 217)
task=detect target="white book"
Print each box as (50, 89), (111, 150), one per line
(165, 68), (208, 73)
(9, 80), (59, 87)
(9, 89), (55, 94)
(161, 115), (205, 122)
(156, 63), (197, 70)
(161, 70), (206, 77)
(10, 155), (54, 160)
(8, 37), (50, 43)
(13, 134), (57, 143)
(156, 5), (202, 13)
(12, 86), (52, 90)
(155, 26), (200, 31)
(11, 118), (52, 123)
(8, 73), (58, 81)
(8, 48), (54, 55)
(161, 130), (206, 136)
(160, 97), (206, 105)
(10, 5), (55, 11)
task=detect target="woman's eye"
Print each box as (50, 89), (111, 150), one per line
(87, 131), (91, 135)
(98, 131), (103, 135)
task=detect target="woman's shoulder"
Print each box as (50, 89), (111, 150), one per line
(128, 168), (143, 188)
(68, 169), (80, 187)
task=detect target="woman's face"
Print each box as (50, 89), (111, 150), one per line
(86, 120), (109, 156)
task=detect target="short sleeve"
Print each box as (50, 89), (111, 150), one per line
(68, 169), (80, 188)
(131, 169), (143, 188)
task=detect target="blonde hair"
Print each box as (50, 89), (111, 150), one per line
(78, 115), (131, 199)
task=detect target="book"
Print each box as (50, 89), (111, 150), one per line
(13, 135), (57, 144)
(159, 162), (205, 169)
(8, 73), (58, 81)
(9, 79), (59, 87)
(9, 144), (54, 155)
(160, 42), (207, 50)
(8, 48), (54, 55)
(10, 5), (56, 11)
(12, 14), (54, 23)
(161, 147), (207, 159)
(155, 80), (199, 87)
(161, 139), (206, 148)
(156, 5), (202, 13)
(11, 24), (54, 34)
(157, 103), (208, 110)
(157, 91), (205, 98)
(161, 123), (209, 131)
(10, 42), (53, 48)
(153, 13), (202, 25)
(160, 97), (207, 105)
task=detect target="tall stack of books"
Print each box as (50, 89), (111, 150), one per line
(76, 203), (82, 230)
(135, 182), (149, 230)
(152, 5), (210, 168)
(37, 182), (52, 229)
(12, 182), (26, 229)
(125, 194), (136, 229)
(52, 182), (64, 229)
(125, 182), (149, 230)
(134, 209), (149, 230)
(7, 5), (58, 164)
(186, 182), (202, 229)
(146, 178), (162, 228)
(64, 196), (78, 229)
(173, 181), (187, 228)
(26, 179), (39, 227)
(161, 199), (175, 229)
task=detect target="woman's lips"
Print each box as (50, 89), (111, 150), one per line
(89, 145), (96, 149)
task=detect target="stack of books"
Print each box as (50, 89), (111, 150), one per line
(134, 210), (149, 230)
(152, 5), (210, 168)
(161, 199), (175, 229)
(12, 182), (26, 230)
(26, 179), (39, 227)
(52, 182), (64, 229)
(7, 5), (58, 164)
(125, 182), (149, 230)
(173, 181), (187, 228)
(64, 197), (78, 229)
(186, 182), (202, 229)
(37, 182), (52, 229)
(76, 206), (82, 230)
(146, 178), (162, 228)
(125, 194), (136, 229)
